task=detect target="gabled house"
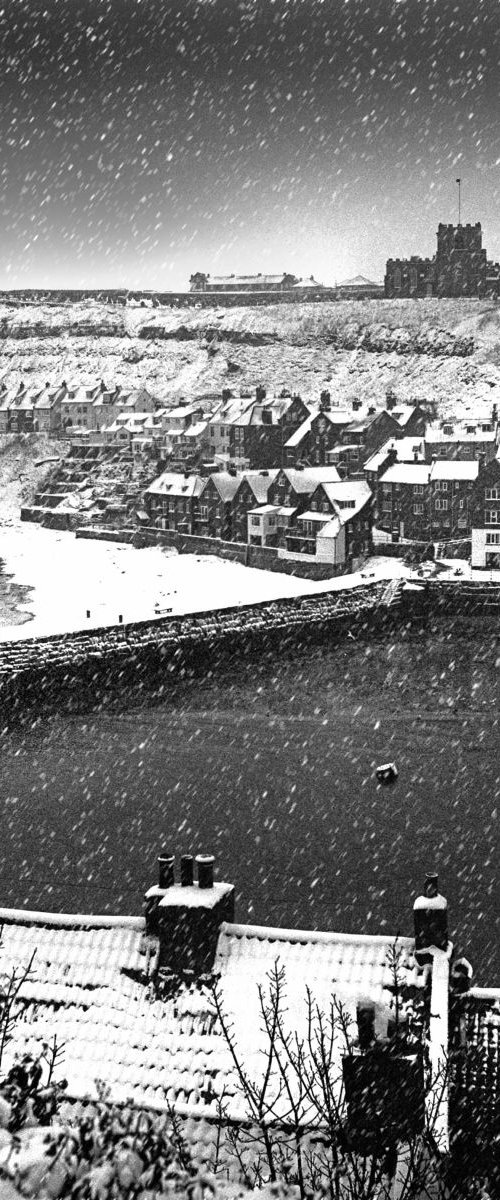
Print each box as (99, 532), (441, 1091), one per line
(0, 382), (23, 434)
(470, 457), (500, 568)
(388, 402), (428, 437)
(284, 408), (353, 467)
(425, 418), (499, 463)
(33, 383), (66, 434)
(194, 472), (241, 539)
(331, 409), (401, 476)
(61, 383), (103, 431)
(283, 480), (372, 569)
(115, 387), (158, 416)
(220, 392), (310, 470)
(8, 383), (39, 433)
(143, 471), (205, 533)
(267, 466), (341, 515)
(157, 404), (205, 460)
(231, 468), (279, 542)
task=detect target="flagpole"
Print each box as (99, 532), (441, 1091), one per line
(456, 178), (461, 225)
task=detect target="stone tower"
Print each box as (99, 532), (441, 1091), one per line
(435, 223), (487, 298)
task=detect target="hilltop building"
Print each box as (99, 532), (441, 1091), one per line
(385, 222), (500, 299)
(189, 272), (299, 293)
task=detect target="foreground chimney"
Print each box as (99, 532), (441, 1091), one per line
(144, 854), (175, 936)
(146, 852), (235, 983)
(413, 872), (448, 958)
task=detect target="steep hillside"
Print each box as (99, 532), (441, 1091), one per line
(0, 298), (500, 413)
(0, 434), (68, 525)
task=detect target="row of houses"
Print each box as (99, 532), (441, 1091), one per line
(364, 426), (500, 568)
(0, 379), (159, 435)
(144, 465), (373, 571)
(143, 414), (500, 570)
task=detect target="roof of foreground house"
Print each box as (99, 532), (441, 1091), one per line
(0, 904), (423, 1123)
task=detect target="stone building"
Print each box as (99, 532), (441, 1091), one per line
(190, 272), (298, 293)
(385, 222), (500, 299)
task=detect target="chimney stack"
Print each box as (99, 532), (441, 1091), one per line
(145, 853), (175, 936)
(413, 873), (448, 960)
(145, 852), (235, 984)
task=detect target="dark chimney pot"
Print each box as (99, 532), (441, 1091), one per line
(413, 872), (448, 958)
(197, 854), (214, 889)
(158, 854), (175, 889)
(181, 854), (194, 887)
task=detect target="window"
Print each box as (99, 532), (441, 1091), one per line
(268, 516), (276, 527)
(435, 481), (448, 492)
(382, 484), (392, 496)
(199, 505), (208, 520)
(485, 488), (500, 500)
(301, 521), (315, 535)
(251, 516), (261, 527)
(486, 532), (500, 544)
(394, 267), (402, 291)
(413, 484), (424, 495)
(413, 503), (424, 514)
(443, 425), (453, 436)
(382, 502), (392, 512)
(485, 509), (500, 524)
(459, 499), (465, 509)
(435, 499), (449, 511)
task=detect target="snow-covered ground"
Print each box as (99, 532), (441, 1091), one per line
(3, 524), (497, 645)
(0, 525), (417, 641)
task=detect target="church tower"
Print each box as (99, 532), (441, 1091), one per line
(435, 223), (487, 297)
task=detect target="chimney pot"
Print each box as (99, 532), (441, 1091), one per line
(413, 872), (448, 956)
(158, 854), (175, 889)
(181, 854), (194, 887)
(196, 854), (214, 889)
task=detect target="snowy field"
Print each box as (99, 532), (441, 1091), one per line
(0, 525), (416, 641)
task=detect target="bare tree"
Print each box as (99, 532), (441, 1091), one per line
(210, 945), (454, 1200)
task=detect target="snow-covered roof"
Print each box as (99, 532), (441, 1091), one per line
(146, 471), (204, 498)
(364, 438), (425, 472)
(207, 273), (292, 287)
(280, 466), (341, 493)
(338, 275), (382, 288)
(239, 468), (279, 503)
(391, 405), (425, 427)
(284, 416), (313, 447)
(427, 423), (497, 443)
(430, 460), (480, 481)
(202, 472), (240, 502)
(0, 902), (423, 1126)
(314, 480), (372, 519)
(381, 463), (431, 485)
(298, 510), (332, 522)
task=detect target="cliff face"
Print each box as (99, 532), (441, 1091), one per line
(0, 298), (499, 411)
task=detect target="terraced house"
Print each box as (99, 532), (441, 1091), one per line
(425, 412), (498, 462)
(214, 392), (310, 469)
(144, 471), (204, 533)
(193, 472), (240, 539)
(376, 460), (479, 542)
(283, 479), (372, 569)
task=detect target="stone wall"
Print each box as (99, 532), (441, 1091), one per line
(75, 526), (340, 580)
(0, 581), (394, 721)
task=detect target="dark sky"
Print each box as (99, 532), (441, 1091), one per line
(1, 0), (499, 289)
